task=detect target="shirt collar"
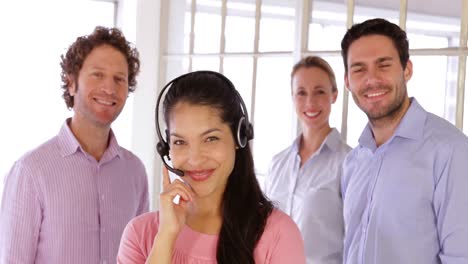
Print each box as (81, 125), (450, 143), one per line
(324, 128), (343, 152)
(58, 119), (81, 157)
(358, 98), (427, 149)
(293, 127), (343, 154)
(393, 98), (426, 140)
(58, 118), (122, 160)
(104, 130), (122, 160)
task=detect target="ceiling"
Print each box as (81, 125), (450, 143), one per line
(349, 0), (462, 18)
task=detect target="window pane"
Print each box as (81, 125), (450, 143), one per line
(408, 34), (450, 49)
(259, 0), (295, 52)
(407, 0), (461, 49)
(410, 56), (458, 125)
(167, 0), (191, 53)
(253, 57), (295, 185)
(194, 0), (222, 53)
(354, 0), (399, 25)
(165, 57), (190, 81)
(225, 0), (256, 52)
(308, 0), (347, 51)
(0, 0), (115, 200)
(192, 57), (220, 71)
(223, 57), (254, 116)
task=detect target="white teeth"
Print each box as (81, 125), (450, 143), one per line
(95, 99), (114, 105)
(305, 112), (319, 117)
(189, 170), (207, 176)
(367, 91), (386, 98)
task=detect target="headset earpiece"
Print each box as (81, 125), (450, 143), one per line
(156, 141), (169, 157)
(236, 116), (254, 148)
(236, 117), (248, 148)
(157, 129), (171, 158)
(246, 123), (254, 141)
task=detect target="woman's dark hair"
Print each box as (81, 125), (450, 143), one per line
(163, 72), (274, 263)
(60, 26), (140, 108)
(341, 18), (409, 72)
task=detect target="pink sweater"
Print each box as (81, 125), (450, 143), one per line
(117, 209), (305, 263)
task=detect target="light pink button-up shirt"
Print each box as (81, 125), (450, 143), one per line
(0, 120), (149, 264)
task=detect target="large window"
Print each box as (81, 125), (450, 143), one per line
(0, 1), (118, 202)
(161, 0), (468, 187)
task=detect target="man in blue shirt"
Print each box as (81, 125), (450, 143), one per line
(340, 18), (468, 264)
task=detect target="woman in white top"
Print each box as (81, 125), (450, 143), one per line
(265, 56), (351, 264)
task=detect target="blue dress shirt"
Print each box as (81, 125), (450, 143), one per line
(266, 128), (351, 264)
(342, 98), (468, 264)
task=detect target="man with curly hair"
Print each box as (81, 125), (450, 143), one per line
(0, 26), (149, 264)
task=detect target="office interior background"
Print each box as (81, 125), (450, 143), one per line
(1, 0), (467, 208)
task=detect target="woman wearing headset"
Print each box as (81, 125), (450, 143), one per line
(117, 71), (305, 264)
(264, 56), (351, 264)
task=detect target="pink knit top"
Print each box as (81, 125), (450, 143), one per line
(117, 209), (305, 263)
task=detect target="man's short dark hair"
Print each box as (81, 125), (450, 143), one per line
(341, 18), (409, 73)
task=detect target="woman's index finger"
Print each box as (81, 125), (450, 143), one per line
(162, 166), (171, 188)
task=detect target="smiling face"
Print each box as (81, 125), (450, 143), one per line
(168, 102), (236, 199)
(292, 66), (337, 131)
(69, 44), (129, 129)
(345, 35), (412, 123)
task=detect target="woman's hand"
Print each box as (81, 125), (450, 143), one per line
(148, 168), (195, 264)
(158, 167), (195, 238)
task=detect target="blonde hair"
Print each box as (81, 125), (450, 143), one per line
(291, 56), (337, 92)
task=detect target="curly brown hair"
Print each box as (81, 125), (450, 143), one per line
(60, 26), (140, 108)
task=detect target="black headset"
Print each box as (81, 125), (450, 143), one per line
(155, 70), (254, 176)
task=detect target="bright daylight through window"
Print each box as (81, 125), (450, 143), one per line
(163, 0), (467, 188)
(0, 1), (119, 204)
